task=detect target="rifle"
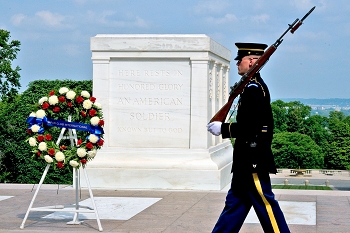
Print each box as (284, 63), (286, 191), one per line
(209, 6), (316, 123)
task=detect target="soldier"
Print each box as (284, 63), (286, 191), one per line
(207, 43), (290, 233)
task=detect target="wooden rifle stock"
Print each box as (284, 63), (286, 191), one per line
(209, 6), (315, 123)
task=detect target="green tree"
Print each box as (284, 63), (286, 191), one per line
(272, 132), (324, 169)
(304, 114), (330, 147)
(271, 100), (312, 134)
(324, 111), (350, 169)
(285, 101), (311, 134)
(0, 29), (21, 102)
(271, 100), (288, 133)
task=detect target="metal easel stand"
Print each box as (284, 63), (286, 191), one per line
(20, 116), (103, 231)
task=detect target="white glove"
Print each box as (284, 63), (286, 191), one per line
(207, 121), (222, 136)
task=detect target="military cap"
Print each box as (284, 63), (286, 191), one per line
(234, 42), (268, 60)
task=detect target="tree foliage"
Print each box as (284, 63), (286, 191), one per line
(324, 111), (350, 169)
(0, 29), (21, 102)
(272, 132), (324, 169)
(272, 100), (311, 134)
(271, 100), (350, 170)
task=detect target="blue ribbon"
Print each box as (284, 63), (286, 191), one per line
(26, 117), (104, 136)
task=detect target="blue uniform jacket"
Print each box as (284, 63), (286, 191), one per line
(221, 73), (277, 174)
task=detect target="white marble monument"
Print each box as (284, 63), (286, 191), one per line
(84, 34), (233, 190)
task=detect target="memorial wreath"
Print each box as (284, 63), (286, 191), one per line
(26, 87), (104, 169)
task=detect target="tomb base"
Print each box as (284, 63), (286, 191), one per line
(81, 141), (232, 190)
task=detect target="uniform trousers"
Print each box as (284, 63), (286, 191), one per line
(212, 172), (290, 233)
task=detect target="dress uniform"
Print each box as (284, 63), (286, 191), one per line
(208, 43), (290, 233)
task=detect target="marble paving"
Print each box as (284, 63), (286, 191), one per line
(43, 197), (162, 220)
(245, 201), (316, 225)
(41, 196), (316, 226)
(0, 196), (13, 201)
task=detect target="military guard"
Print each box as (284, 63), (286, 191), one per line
(207, 43), (290, 233)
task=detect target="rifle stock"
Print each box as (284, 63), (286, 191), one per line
(209, 6), (315, 123)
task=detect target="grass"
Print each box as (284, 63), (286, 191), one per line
(272, 184), (332, 190)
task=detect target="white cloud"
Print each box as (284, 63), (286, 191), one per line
(11, 14), (26, 26)
(289, 0), (326, 11)
(134, 16), (148, 28)
(87, 10), (149, 29)
(10, 11), (72, 31)
(251, 14), (270, 24)
(193, 0), (231, 14)
(206, 14), (238, 25)
(35, 11), (66, 27)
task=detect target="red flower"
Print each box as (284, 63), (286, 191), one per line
(80, 159), (87, 164)
(53, 106), (60, 113)
(36, 151), (41, 157)
(86, 142), (94, 149)
(37, 135), (45, 142)
(89, 109), (96, 117)
(76, 96), (84, 104)
(81, 111), (86, 117)
(97, 139), (104, 146)
(60, 145), (67, 151)
(42, 102), (49, 110)
(57, 162), (64, 169)
(49, 90), (55, 96)
(27, 129), (32, 134)
(77, 139), (83, 146)
(58, 96), (66, 102)
(90, 97), (96, 103)
(48, 148), (55, 156)
(98, 120), (104, 126)
(45, 134), (52, 141)
(67, 102), (73, 108)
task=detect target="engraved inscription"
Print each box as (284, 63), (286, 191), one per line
(117, 97), (182, 106)
(130, 112), (171, 121)
(110, 60), (190, 148)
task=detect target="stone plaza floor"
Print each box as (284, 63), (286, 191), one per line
(0, 172), (349, 233)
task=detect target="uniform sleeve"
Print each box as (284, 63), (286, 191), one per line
(221, 83), (265, 139)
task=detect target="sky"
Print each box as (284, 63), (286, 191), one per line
(0, 0), (349, 99)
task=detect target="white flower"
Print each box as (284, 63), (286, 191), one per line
(48, 95), (59, 105)
(44, 155), (53, 163)
(87, 149), (97, 158)
(28, 137), (37, 146)
(38, 142), (47, 151)
(38, 97), (48, 105)
(90, 116), (100, 126)
(69, 160), (79, 167)
(66, 90), (76, 100)
(59, 87), (69, 94)
(29, 112), (36, 117)
(77, 148), (87, 157)
(55, 151), (65, 162)
(93, 102), (102, 109)
(89, 134), (99, 143)
(81, 91), (90, 98)
(31, 125), (40, 133)
(83, 100), (93, 109)
(36, 109), (46, 118)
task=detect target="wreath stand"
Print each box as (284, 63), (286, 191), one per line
(20, 116), (103, 231)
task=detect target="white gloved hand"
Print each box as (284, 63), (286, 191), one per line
(207, 121), (222, 136)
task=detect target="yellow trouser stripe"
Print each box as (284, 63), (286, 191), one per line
(252, 173), (280, 233)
